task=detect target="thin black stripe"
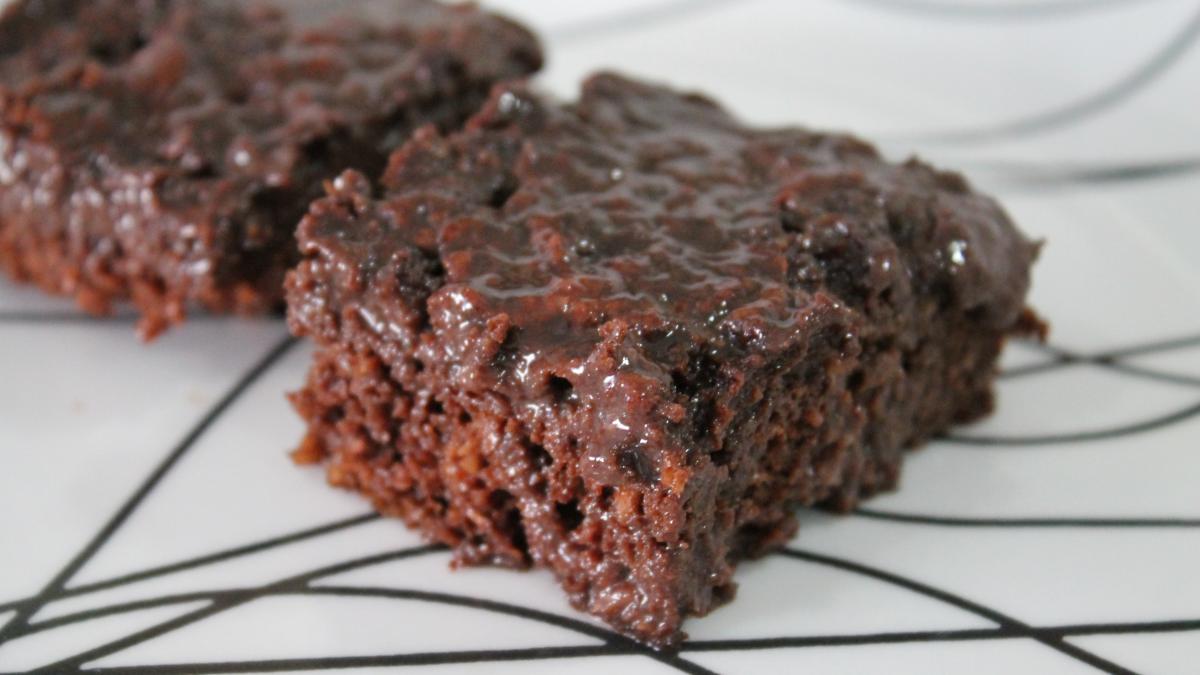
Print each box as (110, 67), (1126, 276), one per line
(28, 595), (253, 673)
(780, 549), (1137, 675)
(1099, 333), (1200, 360)
(25, 550), (717, 675)
(64, 512), (381, 597)
(854, 508), (1200, 528)
(680, 615), (1200, 652)
(1001, 333), (1200, 376)
(998, 353), (1075, 379)
(26, 547), (442, 674)
(0, 335), (297, 648)
(1002, 356), (1200, 389)
(0, 311), (140, 324)
(1058, 359), (1200, 389)
(1008, 357), (1200, 389)
(10, 553), (1189, 672)
(944, 397), (1200, 446)
(1050, 617), (1200, 637)
(76, 645), (625, 674)
(18, 548), (447, 641)
(968, 156), (1200, 190)
(0, 512), (379, 619)
(912, 4), (1200, 143)
(15, 587), (702, 675)
(683, 628), (1016, 653)
(18, 592), (243, 638)
(999, 335), (1200, 393)
(35, 616), (1200, 673)
(850, 0), (1146, 20)
(305, 587), (716, 675)
(10, 587), (1195, 669)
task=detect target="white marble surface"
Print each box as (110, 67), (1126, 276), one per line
(1, 1), (1198, 673)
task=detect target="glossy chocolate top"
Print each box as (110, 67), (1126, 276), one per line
(0, 0), (541, 187)
(298, 73), (1036, 380)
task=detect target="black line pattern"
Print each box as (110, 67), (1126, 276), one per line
(29, 615), (1200, 674)
(947, 398), (1200, 447)
(3, 518), (1196, 674)
(682, 615), (1200, 652)
(7, 545), (716, 675)
(0, 512), (380, 618)
(853, 508), (1200, 529)
(961, 156), (1200, 191)
(850, 0), (1153, 20)
(0, 335), (298, 660)
(0, 311), (141, 324)
(5, 334), (1193, 673)
(6, 526), (1194, 674)
(905, 3), (1200, 144)
(2, 1), (1197, 674)
(1000, 334), (1200, 385)
(777, 550), (1136, 675)
(945, 333), (1200, 446)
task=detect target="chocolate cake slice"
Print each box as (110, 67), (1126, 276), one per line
(0, 0), (540, 338)
(287, 73), (1041, 645)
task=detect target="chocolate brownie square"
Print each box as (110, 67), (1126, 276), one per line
(287, 73), (1041, 645)
(0, 0), (540, 338)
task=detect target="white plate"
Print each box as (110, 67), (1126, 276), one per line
(1, 1), (1198, 673)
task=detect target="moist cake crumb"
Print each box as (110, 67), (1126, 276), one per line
(286, 73), (1042, 646)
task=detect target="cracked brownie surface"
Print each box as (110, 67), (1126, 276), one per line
(287, 73), (1041, 645)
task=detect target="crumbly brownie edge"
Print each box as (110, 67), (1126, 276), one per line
(0, 76), (498, 338)
(282, 75), (1042, 645)
(286, 283), (1021, 646)
(0, 0), (542, 338)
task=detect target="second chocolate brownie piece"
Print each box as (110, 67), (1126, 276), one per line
(0, 0), (540, 337)
(287, 74), (1041, 645)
